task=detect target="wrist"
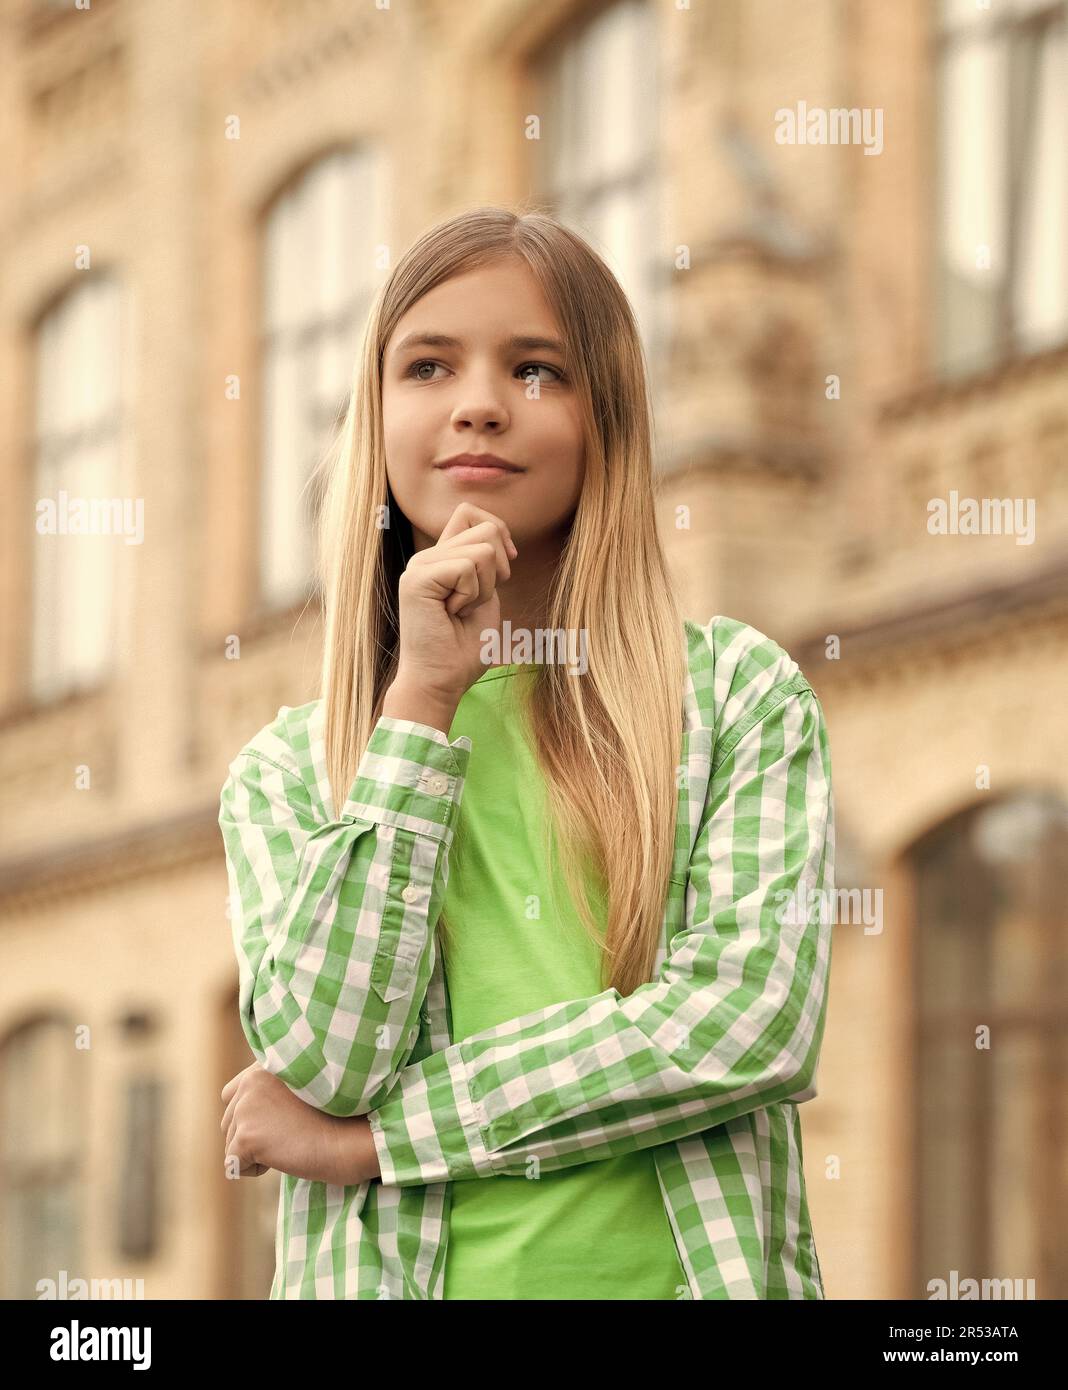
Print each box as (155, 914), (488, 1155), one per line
(382, 678), (461, 735)
(325, 1114), (379, 1186)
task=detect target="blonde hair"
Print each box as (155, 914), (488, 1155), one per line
(313, 204), (686, 997)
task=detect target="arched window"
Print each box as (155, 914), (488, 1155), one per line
(258, 146), (386, 611)
(532, 0), (664, 367)
(31, 275), (125, 701)
(911, 789), (1068, 1297)
(0, 1015), (85, 1298)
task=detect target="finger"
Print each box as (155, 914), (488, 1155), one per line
(225, 1117), (239, 1170)
(439, 503), (516, 556)
(450, 540), (503, 618)
(224, 1112), (268, 1178)
(220, 1061), (258, 1103)
(408, 522), (512, 583)
(224, 1117), (256, 1172)
(429, 547), (498, 617)
(433, 555), (483, 618)
(412, 548), (499, 619)
(437, 502), (490, 543)
(220, 1092), (238, 1136)
(436, 539), (509, 600)
(435, 518), (509, 555)
(225, 1153), (266, 1178)
(437, 521), (513, 581)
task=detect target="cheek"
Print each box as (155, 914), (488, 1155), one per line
(536, 397), (584, 454)
(381, 391), (422, 484)
(538, 438), (586, 515)
(550, 406), (586, 488)
(381, 389), (406, 453)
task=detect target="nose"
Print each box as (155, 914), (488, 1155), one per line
(449, 367), (511, 433)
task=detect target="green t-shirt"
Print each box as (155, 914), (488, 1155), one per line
(440, 662), (687, 1300)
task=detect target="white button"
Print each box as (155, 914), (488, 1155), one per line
(426, 773), (449, 795)
(401, 884), (420, 904)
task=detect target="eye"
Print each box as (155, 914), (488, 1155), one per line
(518, 362), (565, 384)
(403, 359), (566, 384)
(405, 359), (445, 382)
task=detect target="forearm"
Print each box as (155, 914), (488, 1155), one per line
(364, 982), (827, 1186)
(222, 715), (471, 1118)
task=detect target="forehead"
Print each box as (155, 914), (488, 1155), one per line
(385, 260), (564, 355)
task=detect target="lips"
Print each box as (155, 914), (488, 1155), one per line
(438, 464), (518, 482)
(434, 453), (524, 482)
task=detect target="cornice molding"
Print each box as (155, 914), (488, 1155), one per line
(791, 559), (1068, 677)
(201, 590), (321, 657)
(879, 342), (1068, 424)
(0, 805), (221, 917)
(658, 430), (830, 483)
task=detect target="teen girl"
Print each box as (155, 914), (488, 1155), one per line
(219, 206), (835, 1300)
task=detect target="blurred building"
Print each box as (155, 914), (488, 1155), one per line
(1, 0), (1065, 1300)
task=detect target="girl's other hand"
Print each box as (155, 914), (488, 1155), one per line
(220, 1062), (371, 1186)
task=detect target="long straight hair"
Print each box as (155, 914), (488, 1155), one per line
(313, 205), (686, 997)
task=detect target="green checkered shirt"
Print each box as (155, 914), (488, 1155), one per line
(218, 615), (835, 1299)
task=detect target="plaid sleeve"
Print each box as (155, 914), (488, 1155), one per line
(365, 682), (834, 1183)
(219, 715), (471, 1117)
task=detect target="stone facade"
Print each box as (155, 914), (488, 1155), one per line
(1, 0), (1063, 1299)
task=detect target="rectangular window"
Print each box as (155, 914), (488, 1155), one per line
(935, 0), (1068, 376)
(531, 1), (666, 375)
(259, 147), (388, 611)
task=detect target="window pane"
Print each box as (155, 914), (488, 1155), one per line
(915, 826), (990, 1016)
(989, 1031), (1042, 1279)
(32, 280), (120, 697)
(1013, 17), (1068, 350)
(534, 1), (660, 368)
(579, 0), (655, 183)
(914, 793), (1068, 1295)
(260, 346), (310, 608)
(5, 1184), (81, 1300)
(311, 158), (345, 321)
(584, 183), (655, 351)
(263, 195), (306, 335)
(2, 1020), (78, 1165)
(940, 0), (996, 29)
(259, 148), (383, 609)
(918, 1033), (979, 1288)
(71, 440), (118, 684)
(936, 33), (1009, 374)
(118, 1078), (162, 1259)
(0, 1021), (82, 1299)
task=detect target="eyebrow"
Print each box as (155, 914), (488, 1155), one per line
(390, 331), (567, 358)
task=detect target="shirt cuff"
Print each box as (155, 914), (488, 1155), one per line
(338, 716), (472, 850)
(366, 1042), (498, 1185)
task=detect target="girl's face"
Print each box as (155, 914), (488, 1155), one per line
(381, 256), (586, 550)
